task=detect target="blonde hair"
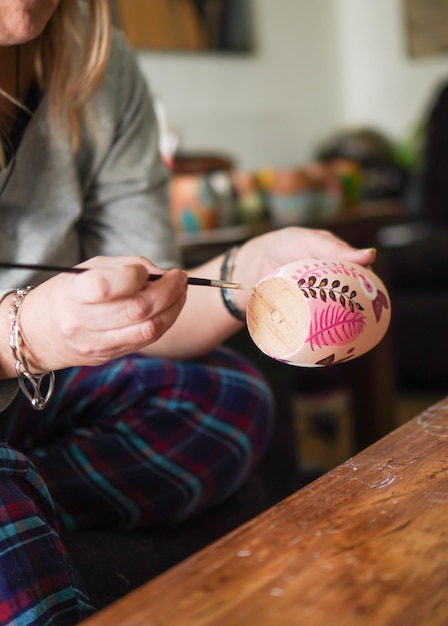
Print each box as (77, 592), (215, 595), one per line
(0, 0), (111, 167)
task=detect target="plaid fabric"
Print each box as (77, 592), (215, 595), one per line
(0, 445), (94, 625)
(0, 347), (273, 624)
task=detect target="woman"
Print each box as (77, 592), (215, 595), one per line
(0, 1), (376, 623)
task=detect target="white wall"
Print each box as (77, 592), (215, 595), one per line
(136, 0), (448, 170)
(337, 0), (448, 138)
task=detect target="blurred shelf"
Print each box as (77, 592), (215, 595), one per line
(176, 200), (406, 266)
(176, 220), (272, 248)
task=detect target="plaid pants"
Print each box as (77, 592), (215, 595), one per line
(0, 347), (274, 625)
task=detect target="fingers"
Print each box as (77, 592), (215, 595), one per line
(79, 300), (184, 358)
(239, 227), (379, 291)
(270, 227), (376, 267)
(335, 246), (377, 266)
(307, 229), (377, 266)
(69, 283), (187, 362)
(72, 257), (159, 303)
(19, 258), (189, 372)
(70, 268), (188, 332)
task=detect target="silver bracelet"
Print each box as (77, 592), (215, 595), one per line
(8, 286), (55, 411)
(220, 246), (246, 322)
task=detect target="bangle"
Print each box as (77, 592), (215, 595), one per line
(220, 246), (246, 322)
(8, 286), (55, 411)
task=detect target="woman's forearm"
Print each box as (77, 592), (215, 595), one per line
(141, 252), (245, 360)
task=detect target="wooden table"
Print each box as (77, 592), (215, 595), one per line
(82, 396), (448, 625)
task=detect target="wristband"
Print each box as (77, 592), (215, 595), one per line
(220, 247), (246, 322)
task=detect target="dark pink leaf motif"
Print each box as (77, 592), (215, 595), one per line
(315, 353), (356, 366)
(315, 346), (357, 367)
(372, 289), (389, 322)
(316, 354), (336, 366)
(306, 302), (366, 351)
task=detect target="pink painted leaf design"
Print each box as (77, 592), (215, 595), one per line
(306, 302), (366, 351)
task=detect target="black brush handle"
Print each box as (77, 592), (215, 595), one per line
(0, 262), (244, 289)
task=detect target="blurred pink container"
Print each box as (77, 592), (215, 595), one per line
(170, 174), (219, 231)
(268, 168), (314, 226)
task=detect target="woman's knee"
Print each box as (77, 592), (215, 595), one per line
(142, 349), (275, 522)
(182, 346), (275, 456)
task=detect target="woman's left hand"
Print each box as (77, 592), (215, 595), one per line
(239, 226), (375, 280)
(229, 226), (377, 311)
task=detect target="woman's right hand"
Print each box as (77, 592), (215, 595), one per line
(8, 256), (188, 374)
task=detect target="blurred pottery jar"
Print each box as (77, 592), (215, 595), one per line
(208, 171), (238, 227)
(246, 258), (390, 367)
(256, 167), (275, 209)
(170, 174), (219, 232)
(269, 168), (314, 226)
(232, 170), (266, 224)
(305, 162), (343, 220)
(329, 158), (364, 214)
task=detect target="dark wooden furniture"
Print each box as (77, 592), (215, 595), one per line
(82, 395), (448, 626)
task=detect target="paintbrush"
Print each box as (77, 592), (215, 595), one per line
(0, 261), (251, 290)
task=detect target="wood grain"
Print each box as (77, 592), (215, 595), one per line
(82, 399), (448, 626)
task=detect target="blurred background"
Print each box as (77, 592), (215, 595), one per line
(114, 0), (445, 171)
(112, 0), (448, 476)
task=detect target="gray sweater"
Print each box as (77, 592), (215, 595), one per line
(0, 29), (180, 411)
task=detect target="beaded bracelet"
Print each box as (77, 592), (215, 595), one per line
(9, 286), (55, 411)
(220, 246), (246, 322)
